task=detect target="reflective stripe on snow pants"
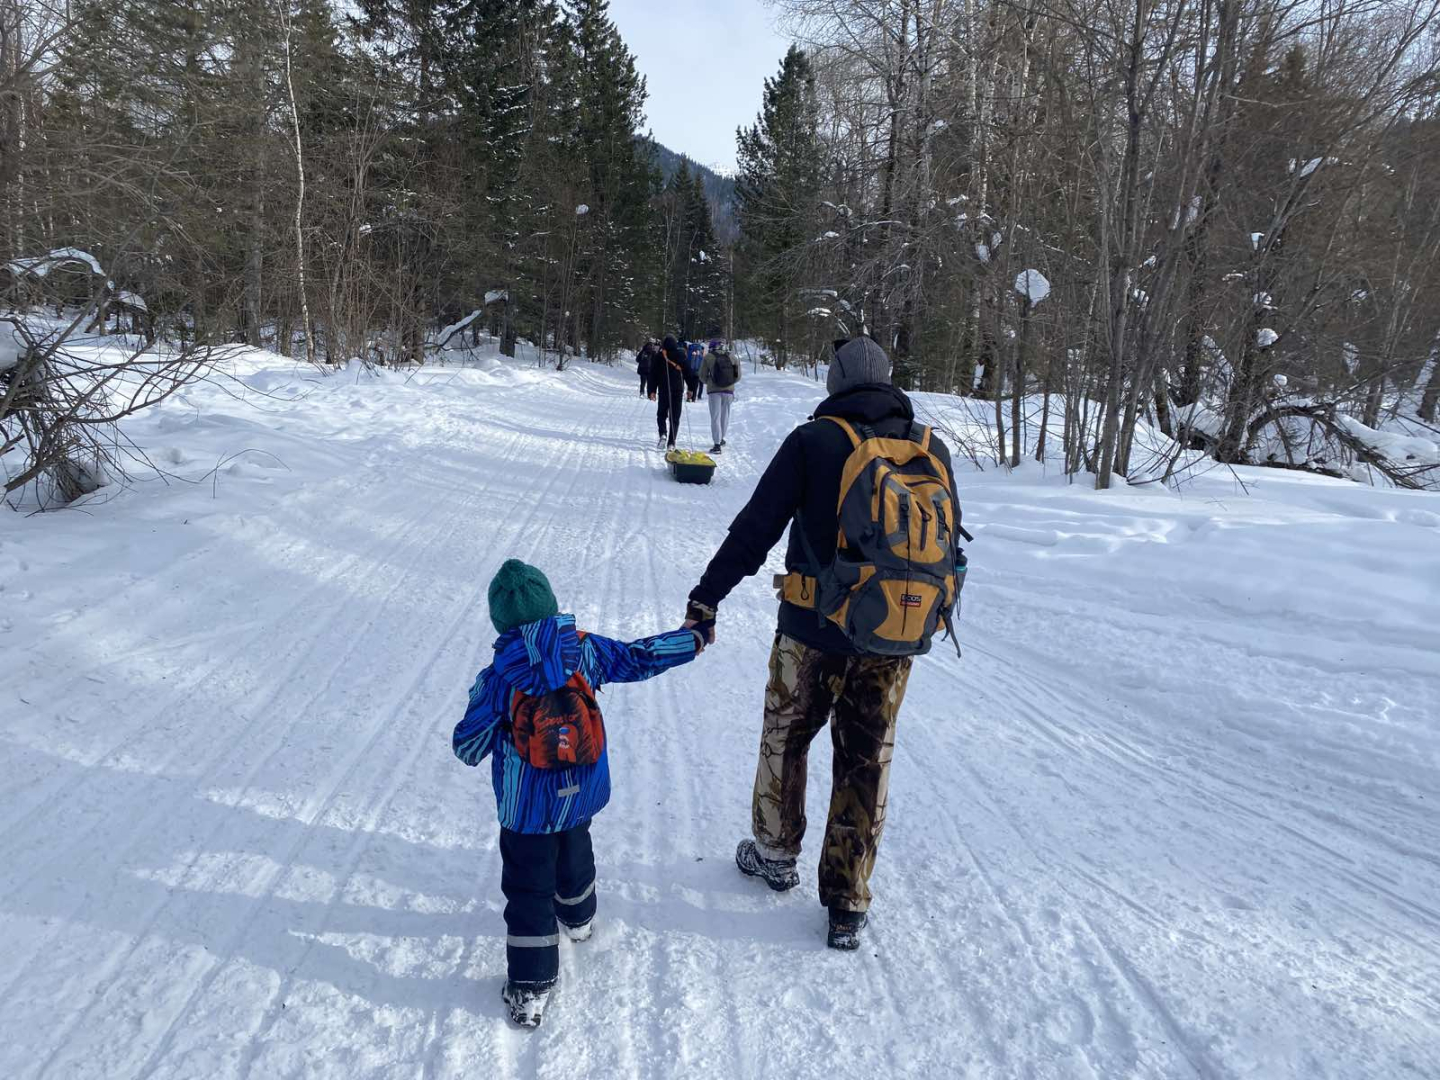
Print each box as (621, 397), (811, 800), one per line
(499, 822), (597, 987)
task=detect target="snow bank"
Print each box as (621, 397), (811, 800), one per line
(1013, 269), (1051, 304)
(1336, 414), (1440, 465)
(5, 247), (106, 279)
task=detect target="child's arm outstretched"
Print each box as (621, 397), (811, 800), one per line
(584, 628), (699, 688)
(452, 669), (508, 766)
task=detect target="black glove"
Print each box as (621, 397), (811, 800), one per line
(685, 600), (717, 647)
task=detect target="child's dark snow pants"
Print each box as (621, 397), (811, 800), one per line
(499, 822), (598, 988)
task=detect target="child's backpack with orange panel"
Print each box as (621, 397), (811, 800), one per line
(508, 633), (607, 768)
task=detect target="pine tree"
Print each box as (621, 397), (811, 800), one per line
(735, 45), (821, 365)
(569, 0), (653, 358)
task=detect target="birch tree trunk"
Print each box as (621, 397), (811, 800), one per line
(279, 2), (314, 365)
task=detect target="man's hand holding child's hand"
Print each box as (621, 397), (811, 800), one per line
(683, 600), (717, 653)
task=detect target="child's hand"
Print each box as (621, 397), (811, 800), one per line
(684, 601), (717, 652)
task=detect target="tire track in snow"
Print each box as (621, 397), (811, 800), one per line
(0, 477), (456, 1036)
(11, 420), (543, 1077)
(412, 385), (651, 1080)
(126, 410), (587, 1080)
(24, 489), (475, 1080)
(0, 439), (473, 862)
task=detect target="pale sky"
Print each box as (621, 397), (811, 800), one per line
(608, 0), (792, 173)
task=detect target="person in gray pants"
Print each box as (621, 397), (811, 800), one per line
(699, 341), (741, 453)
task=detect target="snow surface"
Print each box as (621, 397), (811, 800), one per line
(1257, 328), (1279, 348)
(5, 247), (106, 279)
(2, 346), (1439, 1079)
(1014, 270), (1051, 304)
(432, 310), (482, 349)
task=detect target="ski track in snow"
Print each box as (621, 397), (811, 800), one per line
(2, 352), (1439, 1079)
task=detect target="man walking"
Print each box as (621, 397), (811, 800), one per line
(636, 339), (657, 396)
(683, 337), (963, 950)
(698, 340), (740, 454)
(685, 340), (707, 400)
(648, 335), (699, 450)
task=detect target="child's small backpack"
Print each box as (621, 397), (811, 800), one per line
(509, 633), (606, 768)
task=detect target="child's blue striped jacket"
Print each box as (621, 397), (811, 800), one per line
(453, 614), (697, 833)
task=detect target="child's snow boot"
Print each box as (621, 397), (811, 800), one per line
(735, 839), (800, 892)
(560, 918), (593, 943)
(502, 981), (552, 1028)
(827, 908), (868, 951)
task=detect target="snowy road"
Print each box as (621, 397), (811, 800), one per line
(2, 353), (1438, 1079)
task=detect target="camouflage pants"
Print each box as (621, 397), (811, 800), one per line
(752, 633), (912, 912)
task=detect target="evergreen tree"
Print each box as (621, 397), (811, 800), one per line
(734, 45), (821, 365)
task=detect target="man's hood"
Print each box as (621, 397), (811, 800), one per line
(493, 613), (581, 695)
(812, 383), (914, 425)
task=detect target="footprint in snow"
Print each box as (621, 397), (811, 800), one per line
(1042, 995), (1096, 1047)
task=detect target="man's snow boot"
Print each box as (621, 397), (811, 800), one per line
(502, 981), (552, 1028)
(735, 839), (800, 892)
(709, 444), (722, 454)
(561, 918), (593, 943)
(827, 908), (868, 951)
(655, 435), (667, 450)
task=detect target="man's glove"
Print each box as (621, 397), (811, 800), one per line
(684, 600), (717, 648)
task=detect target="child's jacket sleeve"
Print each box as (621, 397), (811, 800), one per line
(453, 669), (507, 766)
(583, 628), (697, 689)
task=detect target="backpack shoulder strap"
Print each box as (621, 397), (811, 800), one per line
(909, 422), (932, 451)
(819, 415), (862, 448)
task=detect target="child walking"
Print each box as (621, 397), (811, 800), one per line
(452, 559), (708, 1028)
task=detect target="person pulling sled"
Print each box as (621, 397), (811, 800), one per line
(647, 335), (700, 450)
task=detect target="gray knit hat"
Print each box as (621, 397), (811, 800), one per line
(827, 337), (892, 395)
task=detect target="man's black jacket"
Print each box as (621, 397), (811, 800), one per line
(646, 343), (698, 403)
(690, 383), (959, 655)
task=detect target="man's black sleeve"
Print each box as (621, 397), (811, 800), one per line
(691, 428), (807, 609)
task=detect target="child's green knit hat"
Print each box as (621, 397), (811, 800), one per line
(488, 559), (559, 633)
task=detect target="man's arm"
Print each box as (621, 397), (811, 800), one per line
(690, 427), (807, 610)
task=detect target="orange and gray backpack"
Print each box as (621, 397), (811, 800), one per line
(509, 633), (607, 768)
(777, 418), (970, 657)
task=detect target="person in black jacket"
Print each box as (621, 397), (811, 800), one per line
(683, 337), (960, 951)
(647, 334), (700, 450)
(635, 340), (656, 396)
